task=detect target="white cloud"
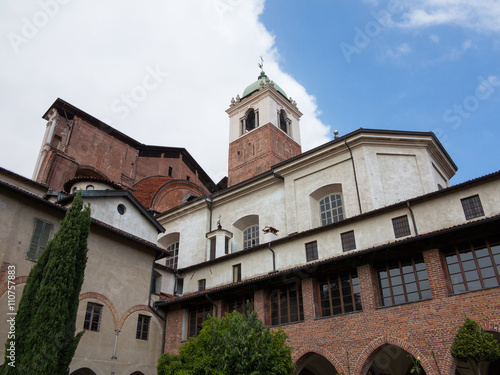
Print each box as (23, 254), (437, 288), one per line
(0, 0), (330, 184)
(383, 1), (500, 32)
(429, 34), (440, 44)
(384, 43), (412, 61)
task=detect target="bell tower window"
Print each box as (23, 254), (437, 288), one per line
(241, 108), (259, 135)
(279, 109), (287, 132)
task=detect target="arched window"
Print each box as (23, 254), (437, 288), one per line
(243, 225), (259, 249)
(166, 242), (179, 270)
(319, 193), (344, 226)
(279, 109), (288, 133)
(246, 109), (256, 132)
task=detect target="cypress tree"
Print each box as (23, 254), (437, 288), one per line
(2, 192), (91, 374)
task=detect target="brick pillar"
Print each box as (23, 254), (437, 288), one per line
(358, 264), (379, 311)
(301, 278), (315, 321)
(423, 248), (449, 299)
(254, 289), (265, 322)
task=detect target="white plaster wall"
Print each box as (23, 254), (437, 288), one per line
(84, 196), (158, 242)
(178, 178), (500, 294)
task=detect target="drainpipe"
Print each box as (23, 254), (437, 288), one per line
(111, 328), (120, 360)
(205, 197), (213, 232)
(268, 243), (276, 273)
(344, 140), (362, 215)
(407, 201), (419, 236)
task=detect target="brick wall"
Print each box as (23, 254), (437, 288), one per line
(163, 247), (500, 374)
(228, 123), (301, 186)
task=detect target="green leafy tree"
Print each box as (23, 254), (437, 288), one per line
(157, 308), (295, 375)
(451, 317), (500, 375)
(1, 193), (91, 375)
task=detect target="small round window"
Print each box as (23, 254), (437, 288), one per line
(86, 185), (94, 190)
(117, 204), (126, 215)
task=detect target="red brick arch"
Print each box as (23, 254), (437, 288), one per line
(293, 345), (344, 374)
(356, 335), (433, 375)
(79, 292), (119, 329)
(0, 276), (28, 297)
(117, 304), (155, 329)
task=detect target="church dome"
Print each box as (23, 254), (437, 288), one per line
(242, 71), (288, 99)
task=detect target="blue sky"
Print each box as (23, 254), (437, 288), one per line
(0, 1), (498, 185)
(260, 0), (500, 184)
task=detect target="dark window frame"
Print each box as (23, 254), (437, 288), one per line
(188, 302), (213, 337)
(136, 314), (151, 340)
(269, 284), (304, 326)
(318, 270), (362, 317)
(232, 264), (241, 283)
(198, 279), (206, 291)
(461, 195), (485, 220)
(444, 237), (500, 294)
(377, 254), (432, 307)
(341, 230), (356, 252)
(27, 218), (54, 261)
(392, 215), (411, 238)
(226, 293), (254, 315)
(305, 241), (318, 262)
(84, 302), (103, 332)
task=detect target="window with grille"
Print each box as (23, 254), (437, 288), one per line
(341, 231), (356, 252)
(188, 303), (212, 337)
(378, 254), (432, 306)
(136, 314), (151, 340)
(27, 218), (54, 261)
(165, 242), (179, 270)
(270, 284), (304, 326)
(392, 215), (411, 238)
(226, 293), (253, 315)
(305, 241), (318, 262)
(444, 236), (500, 294)
(84, 302), (103, 332)
(319, 194), (344, 226)
(318, 270), (362, 317)
(243, 226), (259, 249)
(461, 195), (485, 220)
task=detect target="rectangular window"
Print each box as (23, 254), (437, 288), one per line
(210, 238), (216, 260)
(270, 284), (304, 326)
(378, 254), (432, 307)
(188, 303), (212, 337)
(168, 166), (173, 177)
(225, 237), (230, 255)
(392, 215), (411, 238)
(318, 270), (362, 317)
(27, 218), (54, 261)
(444, 236), (500, 294)
(198, 279), (206, 291)
(84, 302), (103, 332)
(233, 264), (241, 283)
(165, 242), (179, 270)
(341, 231), (356, 252)
(136, 314), (151, 340)
(461, 195), (485, 220)
(305, 241), (318, 262)
(176, 278), (184, 295)
(226, 293), (253, 315)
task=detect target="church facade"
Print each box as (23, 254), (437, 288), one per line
(0, 71), (499, 375)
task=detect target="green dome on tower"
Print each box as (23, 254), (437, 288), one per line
(241, 71), (288, 99)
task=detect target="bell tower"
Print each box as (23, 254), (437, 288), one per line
(226, 70), (302, 186)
